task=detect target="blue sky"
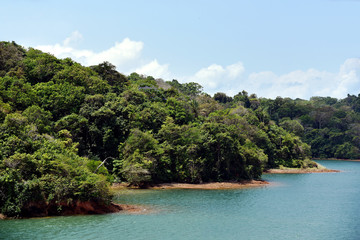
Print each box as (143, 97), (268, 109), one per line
(2, 0), (360, 99)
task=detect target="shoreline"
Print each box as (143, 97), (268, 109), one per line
(264, 168), (340, 174)
(0, 201), (145, 220)
(313, 158), (360, 162)
(3, 166), (340, 219)
(151, 180), (269, 189)
(112, 180), (269, 190)
(113, 203), (149, 214)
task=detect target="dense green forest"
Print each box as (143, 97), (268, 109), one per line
(230, 93), (360, 159)
(1, 41), (354, 217)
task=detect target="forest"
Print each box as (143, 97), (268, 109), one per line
(1, 41), (358, 217)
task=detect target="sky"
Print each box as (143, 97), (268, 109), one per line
(2, 0), (360, 99)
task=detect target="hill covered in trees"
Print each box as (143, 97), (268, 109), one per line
(213, 92), (360, 160)
(0, 41), (339, 217)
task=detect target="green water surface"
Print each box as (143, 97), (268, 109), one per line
(1, 160), (360, 240)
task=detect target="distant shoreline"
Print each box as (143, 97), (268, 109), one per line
(112, 180), (269, 190)
(112, 166), (343, 190)
(264, 168), (339, 174)
(313, 158), (360, 162)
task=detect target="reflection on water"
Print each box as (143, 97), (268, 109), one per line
(1, 160), (360, 240)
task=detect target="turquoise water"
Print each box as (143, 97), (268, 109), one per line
(1, 160), (360, 240)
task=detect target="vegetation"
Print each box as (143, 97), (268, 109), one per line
(259, 96), (360, 159)
(1, 41), (348, 217)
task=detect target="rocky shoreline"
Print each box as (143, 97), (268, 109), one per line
(0, 201), (144, 219)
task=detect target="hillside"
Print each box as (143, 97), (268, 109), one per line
(1, 41), (315, 217)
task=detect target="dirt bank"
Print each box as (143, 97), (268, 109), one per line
(151, 181), (269, 189)
(112, 180), (269, 190)
(264, 168), (340, 174)
(0, 201), (144, 219)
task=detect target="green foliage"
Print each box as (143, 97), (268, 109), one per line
(23, 105), (52, 133)
(53, 62), (111, 95)
(197, 94), (223, 117)
(214, 92), (233, 104)
(0, 41), (26, 77)
(118, 129), (163, 185)
(279, 119), (304, 136)
(167, 79), (203, 97)
(260, 94), (360, 159)
(0, 42), (323, 216)
(23, 48), (63, 84)
(54, 113), (91, 157)
(0, 118), (111, 217)
(166, 97), (194, 125)
(34, 81), (85, 120)
(90, 61), (128, 93)
(0, 76), (36, 110)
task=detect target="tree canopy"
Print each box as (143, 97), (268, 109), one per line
(0, 41), (340, 217)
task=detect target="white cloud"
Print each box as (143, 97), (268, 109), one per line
(334, 58), (360, 98)
(63, 31), (83, 46)
(186, 62), (245, 94)
(36, 44), (74, 58)
(182, 59), (360, 99)
(84, 38), (143, 66)
(247, 69), (335, 99)
(134, 59), (171, 79)
(244, 60), (360, 99)
(36, 32), (145, 74)
(36, 32), (172, 78)
(34, 32), (360, 100)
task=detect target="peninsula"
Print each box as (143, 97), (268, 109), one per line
(0, 42), (343, 218)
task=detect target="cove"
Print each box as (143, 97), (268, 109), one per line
(1, 160), (360, 240)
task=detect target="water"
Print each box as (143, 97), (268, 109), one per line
(1, 160), (360, 240)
